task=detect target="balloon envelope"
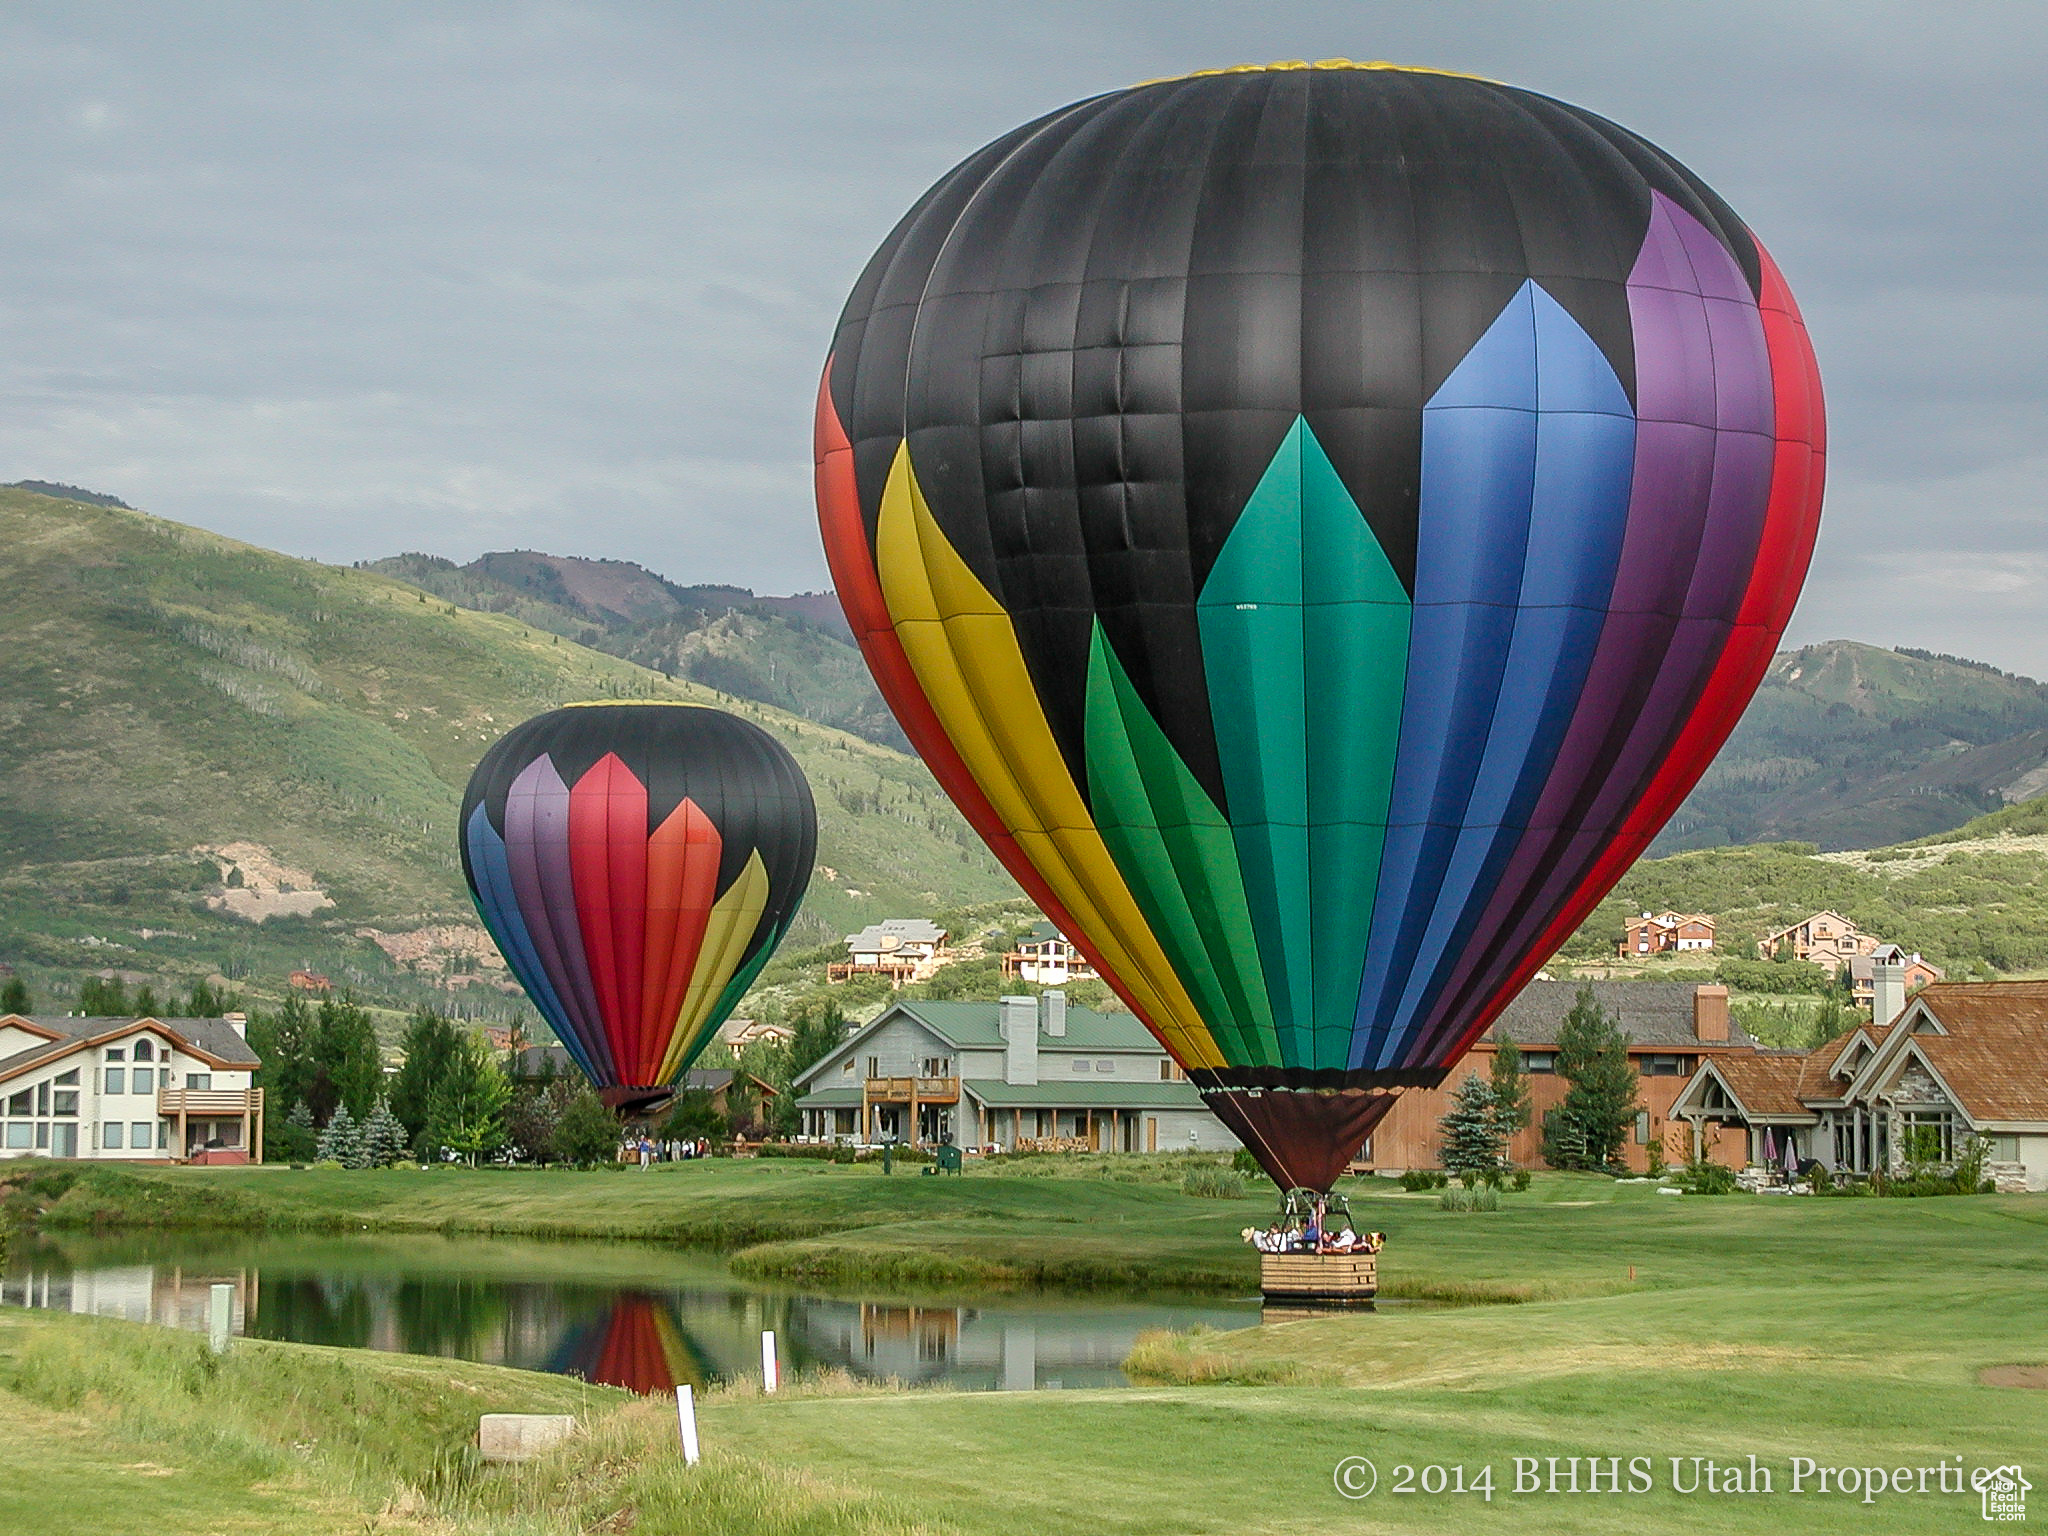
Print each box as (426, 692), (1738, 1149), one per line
(816, 62), (1823, 1188)
(460, 703), (816, 1103)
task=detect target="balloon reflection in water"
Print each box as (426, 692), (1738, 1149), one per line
(550, 1293), (706, 1395)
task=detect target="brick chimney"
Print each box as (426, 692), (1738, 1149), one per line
(1692, 985), (1729, 1042)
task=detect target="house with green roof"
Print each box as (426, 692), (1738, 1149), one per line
(792, 991), (1235, 1153)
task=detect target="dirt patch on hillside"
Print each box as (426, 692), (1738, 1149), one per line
(197, 842), (334, 923)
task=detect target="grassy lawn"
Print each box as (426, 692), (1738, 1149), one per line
(3, 1169), (2045, 1533)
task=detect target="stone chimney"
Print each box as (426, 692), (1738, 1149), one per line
(1692, 985), (1729, 1042)
(1001, 995), (1038, 1085)
(223, 1010), (248, 1039)
(1038, 989), (1067, 1038)
(1871, 961), (1907, 1027)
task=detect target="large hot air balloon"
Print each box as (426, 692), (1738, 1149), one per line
(460, 703), (816, 1109)
(815, 61), (1823, 1191)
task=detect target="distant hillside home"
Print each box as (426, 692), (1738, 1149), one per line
(1359, 983), (1764, 1175)
(1001, 922), (1098, 985)
(1671, 972), (2048, 1191)
(1758, 910), (1881, 967)
(1617, 911), (1716, 958)
(288, 969), (331, 993)
(714, 1017), (794, 1059)
(0, 1013), (263, 1163)
(1845, 945), (1943, 1010)
(830, 919), (949, 987)
(792, 992), (1232, 1154)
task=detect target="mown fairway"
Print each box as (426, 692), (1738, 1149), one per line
(3, 1161), (2044, 1533)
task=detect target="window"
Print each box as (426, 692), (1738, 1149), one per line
(1071, 1057), (1090, 1073)
(1987, 1135), (2021, 1162)
(1159, 1060), (1186, 1082)
(1524, 1052), (1557, 1073)
(4, 1124), (29, 1149)
(1638, 1054), (1687, 1077)
(1095, 1059), (1114, 1073)
(105, 1047), (126, 1062)
(865, 1056), (880, 1080)
(102, 1121), (124, 1149)
(1635, 1111), (1651, 1145)
(34, 1123), (46, 1149)
(132, 1039), (154, 1061)
(103, 1067), (125, 1095)
(52, 1090), (76, 1116)
(131, 1121), (153, 1148)
(6, 1089), (28, 1117)
(920, 1057), (952, 1077)
(131, 1067), (154, 1094)
(54, 1069), (77, 1087)
(186, 1073), (211, 1091)
(35, 1083), (48, 1115)
(839, 1060), (854, 1078)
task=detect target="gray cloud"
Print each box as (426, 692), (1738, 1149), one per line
(0, 1), (2043, 668)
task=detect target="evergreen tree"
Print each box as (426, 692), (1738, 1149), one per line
(313, 997), (382, 1122)
(424, 1036), (510, 1163)
(1489, 1038), (1533, 1153)
(247, 995), (318, 1123)
(0, 977), (29, 1014)
(786, 1002), (846, 1080)
(179, 979), (238, 1018)
(1438, 1072), (1504, 1177)
(390, 1009), (462, 1145)
(658, 1089), (725, 1145)
(554, 1089), (623, 1167)
(315, 1103), (364, 1166)
(271, 1099), (318, 1163)
(79, 976), (129, 1015)
(1541, 987), (1640, 1171)
(505, 1075), (580, 1163)
(132, 985), (161, 1018)
(359, 1102), (411, 1167)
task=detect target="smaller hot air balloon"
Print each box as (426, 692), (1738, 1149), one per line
(460, 702), (816, 1111)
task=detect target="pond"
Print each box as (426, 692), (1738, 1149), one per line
(1, 1230), (1261, 1393)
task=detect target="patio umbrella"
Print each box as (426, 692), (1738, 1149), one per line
(1764, 1128), (1778, 1164)
(1784, 1137), (1799, 1178)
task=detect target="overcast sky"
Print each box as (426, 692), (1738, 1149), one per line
(2, 2), (2044, 670)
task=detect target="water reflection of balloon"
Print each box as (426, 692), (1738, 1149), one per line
(817, 62), (1823, 1190)
(460, 703), (816, 1110)
(551, 1293), (704, 1395)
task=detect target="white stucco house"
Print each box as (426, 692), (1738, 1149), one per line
(0, 1014), (264, 1163)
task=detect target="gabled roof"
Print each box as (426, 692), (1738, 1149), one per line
(844, 919), (946, 952)
(1859, 983), (2048, 1123)
(0, 1016), (258, 1084)
(1693, 1053), (1815, 1120)
(790, 998), (1161, 1090)
(1799, 1023), (1892, 1101)
(1481, 982), (1759, 1050)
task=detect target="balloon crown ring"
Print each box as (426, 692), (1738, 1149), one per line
(1133, 59), (1496, 88)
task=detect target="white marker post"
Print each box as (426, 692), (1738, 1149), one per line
(761, 1329), (779, 1393)
(676, 1385), (701, 1466)
(207, 1282), (234, 1354)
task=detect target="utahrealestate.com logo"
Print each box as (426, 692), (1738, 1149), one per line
(1976, 1465), (2029, 1523)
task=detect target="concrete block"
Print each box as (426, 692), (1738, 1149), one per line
(478, 1413), (578, 1462)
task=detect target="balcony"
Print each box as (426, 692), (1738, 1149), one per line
(863, 1076), (960, 1103)
(158, 1087), (264, 1118)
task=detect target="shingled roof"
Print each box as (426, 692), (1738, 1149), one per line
(1482, 982), (1759, 1050)
(1703, 1052), (1814, 1119)
(1901, 983), (2048, 1123)
(0, 1015), (259, 1084)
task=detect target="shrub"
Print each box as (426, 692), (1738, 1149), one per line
(1438, 1185), (1500, 1212)
(1399, 1169), (1449, 1192)
(756, 1142), (856, 1163)
(1675, 1158), (1739, 1195)
(1510, 1167), (1531, 1192)
(1181, 1167), (1250, 1199)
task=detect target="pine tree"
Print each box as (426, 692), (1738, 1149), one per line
(1438, 1072), (1504, 1177)
(1489, 1038), (1533, 1156)
(424, 1036), (510, 1164)
(0, 977), (30, 1014)
(132, 985), (161, 1018)
(315, 1103), (363, 1166)
(359, 1102), (410, 1168)
(391, 1009), (462, 1145)
(1542, 986), (1640, 1171)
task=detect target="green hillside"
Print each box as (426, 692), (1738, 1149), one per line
(364, 550), (907, 750)
(1659, 639), (2048, 852)
(0, 487), (1015, 1016)
(1572, 794), (2048, 976)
